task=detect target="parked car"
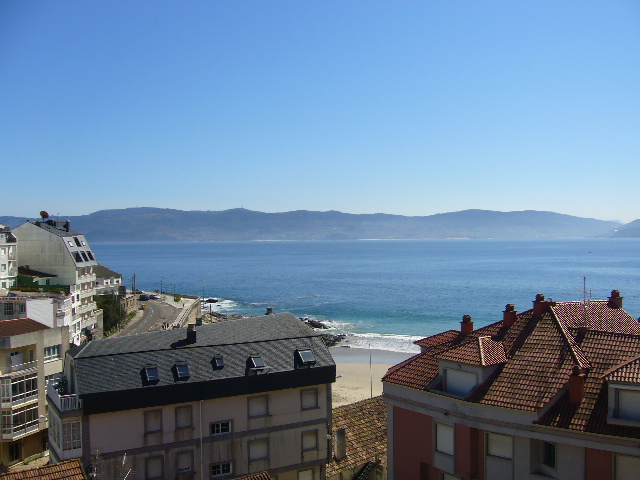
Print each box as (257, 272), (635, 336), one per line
(139, 294), (150, 301)
(149, 294), (160, 300)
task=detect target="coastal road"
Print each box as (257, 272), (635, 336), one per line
(118, 298), (180, 336)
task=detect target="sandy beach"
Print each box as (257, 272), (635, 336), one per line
(330, 346), (416, 407)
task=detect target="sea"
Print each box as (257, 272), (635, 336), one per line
(91, 239), (640, 354)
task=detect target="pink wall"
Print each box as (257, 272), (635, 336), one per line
(455, 424), (484, 480)
(394, 407), (433, 479)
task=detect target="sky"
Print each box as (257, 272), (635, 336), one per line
(1, 2), (639, 223)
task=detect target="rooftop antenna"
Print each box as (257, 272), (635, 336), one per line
(577, 276), (592, 328)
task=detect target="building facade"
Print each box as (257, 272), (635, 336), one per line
(47, 312), (336, 480)
(0, 318), (69, 467)
(12, 220), (103, 345)
(383, 291), (640, 480)
(0, 226), (17, 294)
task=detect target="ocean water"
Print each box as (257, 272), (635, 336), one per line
(92, 239), (640, 353)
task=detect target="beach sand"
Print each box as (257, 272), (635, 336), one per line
(330, 347), (416, 407)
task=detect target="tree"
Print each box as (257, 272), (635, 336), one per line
(96, 293), (126, 334)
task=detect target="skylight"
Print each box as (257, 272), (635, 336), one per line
(175, 362), (190, 379)
(212, 355), (224, 369)
(249, 356), (265, 369)
(144, 365), (159, 383)
(295, 349), (317, 368)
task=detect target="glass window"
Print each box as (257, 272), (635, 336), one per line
(618, 389), (640, 421)
(176, 451), (193, 473)
(487, 432), (513, 459)
(211, 462), (232, 478)
(302, 430), (318, 451)
(144, 366), (159, 383)
(210, 421), (231, 436)
(175, 406), (192, 429)
(248, 396), (268, 418)
(62, 421), (81, 450)
(145, 456), (163, 480)
(144, 410), (162, 434)
(175, 363), (190, 379)
(249, 438), (268, 461)
(435, 423), (454, 456)
(301, 388), (319, 410)
(542, 441), (556, 469)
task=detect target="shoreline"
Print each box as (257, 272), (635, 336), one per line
(329, 346), (416, 407)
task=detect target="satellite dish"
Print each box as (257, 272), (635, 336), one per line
(40, 211), (50, 219)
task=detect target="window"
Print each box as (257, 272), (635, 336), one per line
(212, 355), (224, 369)
(295, 349), (316, 368)
(210, 421), (231, 436)
(144, 410), (162, 434)
(145, 456), (163, 480)
(81, 252), (89, 262)
(144, 365), (159, 383)
(615, 455), (640, 480)
(4, 303), (14, 316)
(211, 462), (232, 478)
(175, 406), (192, 429)
(435, 423), (454, 456)
(301, 388), (319, 410)
(542, 441), (556, 469)
(248, 395), (268, 418)
(175, 362), (190, 379)
(62, 421), (81, 450)
(44, 345), (61, 362)
(302, 430), (318, 451)
(617, 389), (640, 421)
(46, 373), (62, 386)
(444, 368), (478, 396)
(249, 438), (268, 461)
(298, 469), (314, 480)
(73, 237), (82, 247)
(68, 241), (74, 247)
(249, 355), (265, 368)
(176, 451), (193, 473)
(487, 432), (513, 459)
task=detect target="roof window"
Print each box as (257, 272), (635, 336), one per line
(212, 355), (224, 369)
(175, 362), (190, 379)
(295, 349), (317, 369)
(246, 355), (268, 375)
(144, 365), (159, 383)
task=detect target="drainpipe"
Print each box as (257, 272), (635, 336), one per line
(200, 400), (203, 479)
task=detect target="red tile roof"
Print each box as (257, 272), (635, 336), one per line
(327, 396), (387, 477)
(234, 473), (272, 480)
(384, 295), (640, 439)
(0, 459), (85, 480)
(0, 318), (49, 337)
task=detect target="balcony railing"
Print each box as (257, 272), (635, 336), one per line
(47, 382), (83, 412)
(0, 361), (38, 376)
(1, 419), (40, 440)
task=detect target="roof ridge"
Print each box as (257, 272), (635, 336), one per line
(549, 306), (590, 370)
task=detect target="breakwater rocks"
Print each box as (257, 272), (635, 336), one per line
(300, 317), (346, 347)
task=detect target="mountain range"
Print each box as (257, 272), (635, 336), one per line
(0, 208), (633, 242)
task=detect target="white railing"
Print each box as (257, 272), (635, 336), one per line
(5, 360), (37, 375)
(47, 382), (83, 412)
(1, 419), (39, 440)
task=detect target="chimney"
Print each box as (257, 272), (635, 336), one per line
(569, 366), (586, 404)
(266, 307), (274, 315)
(608, 290), (623, 309)
(502, 304), (517, 327)
(334, 428), (347, 461)
(533, 293), (556, 315)
(186, 324), (196, 344)
(65, 220), (71, 232)
(461, 315), (474, 334)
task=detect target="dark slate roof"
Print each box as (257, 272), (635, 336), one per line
(0, 318), (49, 337)
(384, 294), (640, 439)
(17, 266), (57, 278)
(29, 220), (83, 237)
(93, 264), (122, 279)
(72, 313), (335, 397)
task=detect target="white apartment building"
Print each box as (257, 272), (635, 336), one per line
(47, 312), (336, 480)
(12, 219), (103, 345)
(0, 225), (18, 294)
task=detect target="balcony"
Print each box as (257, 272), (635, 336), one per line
(1, 419), (40, 441)
(47, 382), (83, 413)
(0, 361), (38, 376)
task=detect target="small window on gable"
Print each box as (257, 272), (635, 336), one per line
(175, 362), (190, 379)
(212, 355), (224, 369)
(144, 365), (159, 383)
(67, 241), (74, 247)
(295, 349), (316, 369)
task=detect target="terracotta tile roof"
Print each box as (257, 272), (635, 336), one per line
(0, 318), (49, 337)
(326, 396), (387, 477)
(0, 459), (86, 480)
(234, 472), (272, 480)
(385, 295), (640, 440)
(414, 330), (462, 348)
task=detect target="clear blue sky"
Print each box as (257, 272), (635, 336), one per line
(2, 2), (639, 222)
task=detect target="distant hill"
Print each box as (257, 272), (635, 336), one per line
(612, 220), (640, 238)
(0, 208), (625, 242)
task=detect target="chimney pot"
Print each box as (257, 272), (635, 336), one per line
(266, 307), (274, 315)
(186, 324), (196, 344)
(461, 315), (474, 334)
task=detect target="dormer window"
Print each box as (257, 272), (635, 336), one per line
(295, 349), (316, 369)
(144, 365), (159, 383)
(605, 356), (640, 425)
(249, 355), (265, 369)
(175, 362), (190, 379)
(212, 355), (224, 369)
